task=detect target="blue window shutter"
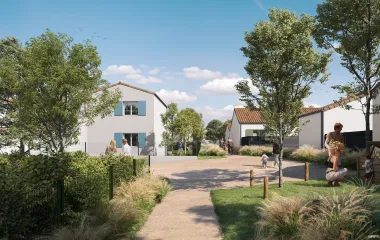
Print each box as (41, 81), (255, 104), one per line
(114, 101), (123, 116)
(138, 101), (146, 116)
(114, 133), (123, 148)
(138, 133), (146, 147)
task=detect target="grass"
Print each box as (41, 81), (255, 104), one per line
(198, 155), (227, 160)
(211, 180), (380, 240)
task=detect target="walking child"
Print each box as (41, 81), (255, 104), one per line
(262, 153), (269, 169)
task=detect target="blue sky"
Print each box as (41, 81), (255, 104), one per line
(0, 0), (352, 123)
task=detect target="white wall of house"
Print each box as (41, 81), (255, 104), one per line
(85, 85), (165, 156)
(153, 96), (167, 156)
(299, 112), (322, 149)
(323, 98), (372, 135)
(230, 113), (241, 147)
(241, 124), (265, 138)
(373, 94), (380, 141)
(66, 125), (88, 152)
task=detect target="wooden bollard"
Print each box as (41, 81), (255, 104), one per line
(305, 162), (309, 181)
(250, 170), (254, 187)
(264, 176), (269, 199)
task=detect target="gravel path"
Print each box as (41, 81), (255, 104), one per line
(135, 155), (356, 240)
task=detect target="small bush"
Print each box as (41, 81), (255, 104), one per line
(290, 145), (328, 163)
(198, 144), (227, 156)
(341, 148), (365, 170)
(256, 186), (379, 240)
(238, 145), (293, 157)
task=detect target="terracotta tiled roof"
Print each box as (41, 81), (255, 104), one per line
(299, 96), (360, 117)
(227, 122), (231, 130)
(234, 108), (263, 123)
(95, 81), (167, 107)
(234, 107), (320, 124)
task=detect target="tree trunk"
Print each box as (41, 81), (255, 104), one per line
(365, 100), (371, 152)
(279, 140), (284, 188)
(184, 140), (187, 154)
(19, 140), (25, 156)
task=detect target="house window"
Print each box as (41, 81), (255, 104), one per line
(124, 102), (138, 115)
(124, 133), (138, 147)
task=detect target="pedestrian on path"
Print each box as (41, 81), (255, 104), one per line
(262, 153), (269, 168)
(105, 140), (117, 155)
(272, 141), (280, 168)
(227, 138), (233, 154)
(325, 122), (344, 166)
(122, 139), (131, 156)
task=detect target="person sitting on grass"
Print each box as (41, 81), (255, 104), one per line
(262, 153), (269, 169)
(363, 152), (375, 185)
(326, 140), (347, 186)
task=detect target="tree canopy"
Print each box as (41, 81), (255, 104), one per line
(315, 0), (380, 148)
(0, 30), (121, 153)
(236, 9), (332, 187)
(160, 102), (179, 150)
(205, 119), (224, 143)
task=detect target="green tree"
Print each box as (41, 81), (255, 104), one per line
(174, 108), (204, 154)
(221, 120), (232, 141)
(2, 30), (121, 153)
(315, 0), (380, 150)
(205, 119), (223, 143)
(160, 102), (179, 152)
(236, 9), (331, 187)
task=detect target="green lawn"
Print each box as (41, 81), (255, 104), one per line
(198, 155), (227, 160)
(211, 180), (380, 240)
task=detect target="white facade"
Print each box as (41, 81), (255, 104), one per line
(225, 125), (231, 141)
(298, 97), (373, 148)
(230, 113), (241, 147)
(67, 82), (167, 156)
(374, 94), (380, 141)
(299, 112), (322, 149)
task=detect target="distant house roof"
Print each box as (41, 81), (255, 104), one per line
(96, 81), (167, 108)
(234, 107), (320, 124)
(298, 96), (359, 117)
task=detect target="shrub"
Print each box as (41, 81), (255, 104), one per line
(238, 145), (293, 157)
(256, 186), (379, 240)
(342, 148), (365, 170)
(198, 144), (227, 156)
(290, 145), (328, 163)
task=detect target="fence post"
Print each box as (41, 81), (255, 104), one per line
(250, 170), (254, 187)
(148, 155), (151, 174)
(264, 176), (269, 199)
(55, 179), (64, 225)
(84, 142), (87, 153)
(133, 158), (137, 177)
(305, 162), (309, 181)
(137, 142), (140, 156)
(109, 166), (114, 200)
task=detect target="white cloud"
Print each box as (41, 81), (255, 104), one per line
(304, 102), (321, 108)
(227, 72), (241, 78)
(183, 66), (223, 80)
(125, 74), (162, 84)
(199, 77), (259, 95)
(140, 64), (148, 68)
(103, 65), (141, 76)
(156, 89), (197, 103)
(196, 104), (245, 124)
(148, 68), (160, 75)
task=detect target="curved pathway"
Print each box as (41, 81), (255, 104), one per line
(136, 155), (356, 240)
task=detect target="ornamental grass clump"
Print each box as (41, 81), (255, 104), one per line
(255, 186), (379, 240)
(198, 144), (227, 156)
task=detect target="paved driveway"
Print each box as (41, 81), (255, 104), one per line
(136, 155), (356, 240)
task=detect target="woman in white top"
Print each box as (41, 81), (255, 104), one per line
(105, 140), (117, 154)
(122, 139), (131, 156)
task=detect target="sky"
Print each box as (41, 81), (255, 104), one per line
(0, 0), (353, 124)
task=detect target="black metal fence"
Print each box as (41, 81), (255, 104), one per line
(324, 130), (372, 150)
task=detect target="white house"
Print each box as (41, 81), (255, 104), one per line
(225, 122), (231, 141)
(229, 108), (318, 148)
(66, 81), (167, 156)
(299, 96), (373, 149)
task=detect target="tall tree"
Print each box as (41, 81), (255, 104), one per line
(205, 119), (223, 143)
(236, 9), (331, 187)
(1, 30), (121, 153)
(160, 102), (179, 152)
(0, 37), (35, 154)
(315, 0), (380, 150)
(174, 108), (204, 153)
